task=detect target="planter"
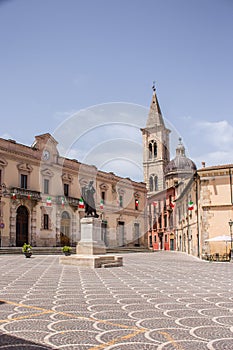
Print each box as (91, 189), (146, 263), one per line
(24, 252), (32, 258)
(64, 252), (71, 256)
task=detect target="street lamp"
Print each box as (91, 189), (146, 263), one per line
(228, 219), (233, 261)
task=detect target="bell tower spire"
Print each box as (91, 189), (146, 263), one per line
(141, 83), (170, 194)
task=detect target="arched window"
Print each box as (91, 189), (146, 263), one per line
(149, 176), (153, 191)
(148, 140), (157, 159)
(149, 142), (153, 159)
(62, 211), (70, 220)
(154, 142), (157, 158)
(154, 176), (158, 191)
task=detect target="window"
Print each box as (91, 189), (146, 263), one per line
(154, 142), (157, 158)
(158, 214), (162, 228)
(101, 191), (105, 204)
(149, 176), (153, 191)
(64, 183), (69, 197)
(134, 223), (140, 246)
(44, 179), (49, 194)
(169, 213), (173, 228)
(149, 142), (153, 159)
(149, 175), (158, 192)
(148, 140), (157, 159)
(149, 235), (153, 247)
(44, 214), (49, 230)
(154, 176), (158, 191)
(154, 235), (157, 243)
(21, 174), (27, 189)
(119, 195), (123, 207)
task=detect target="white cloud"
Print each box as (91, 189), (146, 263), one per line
(194, 150), (233, 168)
(179, 117), (233, 168)
(196, 120), (233, 150)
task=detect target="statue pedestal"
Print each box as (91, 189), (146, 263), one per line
(76, 217), (106, 255)
(60, 217), (123, 268)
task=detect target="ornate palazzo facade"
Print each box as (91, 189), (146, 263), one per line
(0, 133), (147, 249)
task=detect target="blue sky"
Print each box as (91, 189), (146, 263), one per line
(1, 0), (233, 181)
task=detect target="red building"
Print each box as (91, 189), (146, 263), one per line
(148, 186), (176, 251)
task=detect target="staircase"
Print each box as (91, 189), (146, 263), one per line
(0, 246), (151, 255)
(0, 247), (76, 255)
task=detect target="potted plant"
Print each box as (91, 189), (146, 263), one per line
(62, 245), (72, 256)
(22, 243), (32, 258)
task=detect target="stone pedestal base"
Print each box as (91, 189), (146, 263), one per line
(76, 217), (106, 255)
(60, 254), (123, 268)
(60, 216), (123, 268)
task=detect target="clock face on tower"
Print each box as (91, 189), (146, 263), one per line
(42, 150), (50, 161)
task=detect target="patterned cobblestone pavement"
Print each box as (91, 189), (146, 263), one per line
(0, 252), (232, 349)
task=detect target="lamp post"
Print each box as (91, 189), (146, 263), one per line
(228, 219), (233, 261)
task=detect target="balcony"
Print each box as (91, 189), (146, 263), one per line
(56, 195), (80, 208)
(10, 187), (41, 201)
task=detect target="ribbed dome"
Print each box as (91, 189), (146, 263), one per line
(165, 138), (196, 176)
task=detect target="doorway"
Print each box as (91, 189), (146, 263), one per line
(60, 211), (71, 246)
(16, 206), (29, 246)
(118, 221), (125, 247)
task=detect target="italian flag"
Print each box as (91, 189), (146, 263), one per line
(79, 198), (85, 209)
(100, 199), (104, 210)
(61, 197), (65, 207)
(12, 193), (16, 200)
(152, 201), (157, 206)
(169, 201), (175, 208)
(27, 194), (32, 200)
(188, 200), (194, 210)
(46, 197), (52, 206)
(135, 199), (139, 207)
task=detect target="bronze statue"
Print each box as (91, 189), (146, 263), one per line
(81, 181), (99, 218)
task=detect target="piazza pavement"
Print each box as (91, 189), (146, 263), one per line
(0, 251), (232, 349)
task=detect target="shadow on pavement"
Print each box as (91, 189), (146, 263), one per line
(0, 332), (53, 349)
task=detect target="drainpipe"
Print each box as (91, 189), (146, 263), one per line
(230, 168), (233, 205)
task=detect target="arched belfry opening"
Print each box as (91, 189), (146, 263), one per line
(148, 140), (157, 159)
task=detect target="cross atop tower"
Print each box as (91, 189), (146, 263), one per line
(152, 81), (156, 93)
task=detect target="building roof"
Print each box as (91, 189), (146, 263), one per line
(146, 87), (165, 128)
(165, 138), (196, 176)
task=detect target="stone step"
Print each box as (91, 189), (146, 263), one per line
(102, 262), (123, 268)
(0, 247), (76, 255)
(106, 247), (151, 254)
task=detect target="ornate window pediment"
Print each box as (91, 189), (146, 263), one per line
(0, 156), (8, 168)
(41, 168), (54, 178)
(134, 191), (140, 199)
(99, 183), (109, 191)
(62, 173), (73, 183)
(117, 187), (125, 196)
(17, 163), (33, 173)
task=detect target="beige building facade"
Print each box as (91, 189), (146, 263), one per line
(0, 133), (147, 249)
(174, 164), (233, 259)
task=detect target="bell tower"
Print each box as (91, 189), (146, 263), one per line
(141, 84), (170, 195)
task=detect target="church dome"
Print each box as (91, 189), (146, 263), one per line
(165, 138), (196, 178)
